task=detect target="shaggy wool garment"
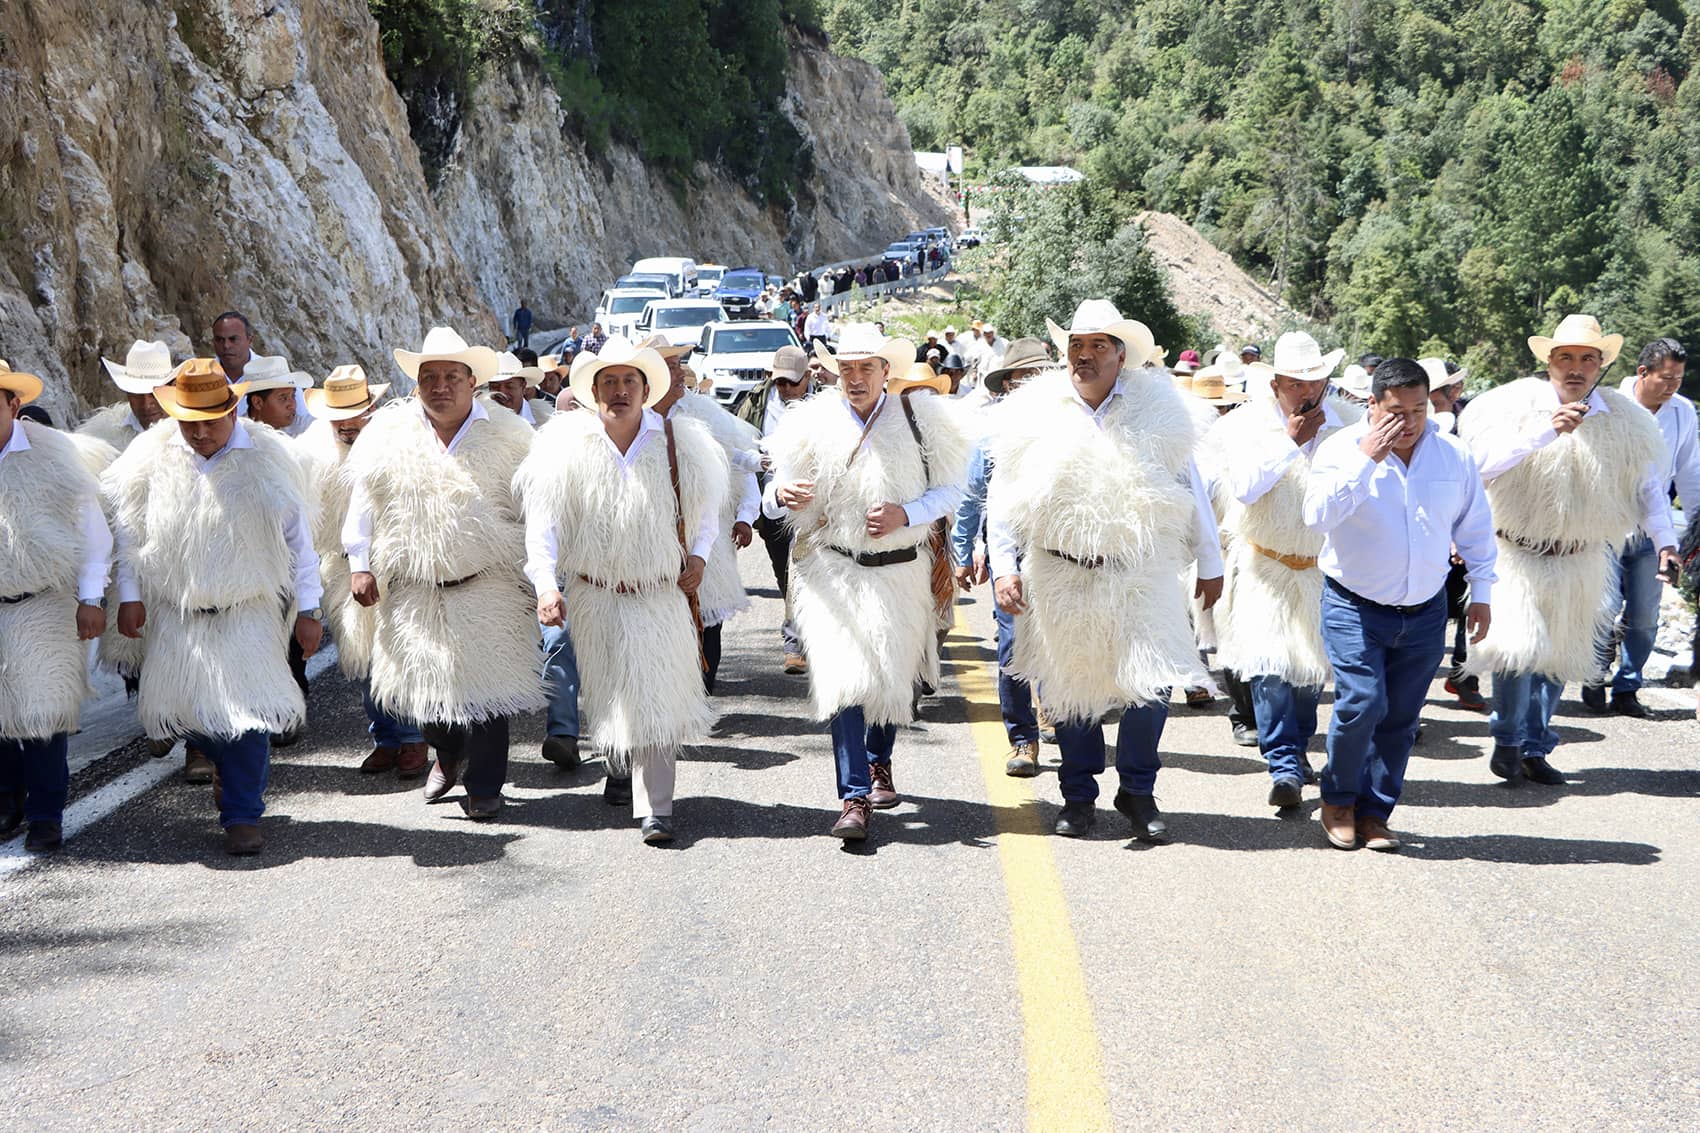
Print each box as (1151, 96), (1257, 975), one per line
(345, 397), (546, 725)
(65, 418), (148, 677)
(513, 408), (725, 753)
(294, 418), (374, 679)
(75, 402), (142, 454)
(768, 389), (972, 724)
(1458, 377), (1666, 682)
(0, 422), (106, 738)
(1204, 398), (1363, 687)
(987, 368), (1208, 722)
(102, 422), (309, 740)
(668, 390), (759, 627)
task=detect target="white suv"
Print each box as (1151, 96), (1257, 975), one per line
(694, 320), (802, 410)
(596, 288), (665, 339)
(636, 298), (729, 348)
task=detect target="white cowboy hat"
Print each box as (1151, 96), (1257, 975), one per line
(812, 323), (915, 376)
(1045, 299), (1157, 370)
(568, 335), (669, 409)
(1529, 314), (1622, 367)
(393, 326), (500, 383)
(240, 354), (313, 393)
(101, 340), (174, 395)
(1417, 357), (1467, 392)
(305, 364), (390, 421)
(1245, 331), (1344, 385)
(1334, 363), (1373, 400)
(487, 351), (545, 389)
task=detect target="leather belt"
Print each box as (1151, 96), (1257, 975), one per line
(576, 574), (657, 595)
(1325, 576), (1437, 616)
(437, 572), (483, 589)
(1249, 542), (1318, 571)
(827, 545), (919, 568)
(1042, 547), (1109, 569)
(0, 592), (36, 605)
(1497, 530), (1589, 557)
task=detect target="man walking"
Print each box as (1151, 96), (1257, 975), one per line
(740, 345), (815, 673)
(513, 299), (534, 350)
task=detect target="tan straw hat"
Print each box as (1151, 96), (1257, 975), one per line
(636, 332), (695, 360)
(1190, 367), (1249, 405)
(0, 360), (45, 405)
(887, 362), (951, 398)
(154, 358), (243, 421)
(1529, 314), (1622, 367)
(305, 364), (389, 421)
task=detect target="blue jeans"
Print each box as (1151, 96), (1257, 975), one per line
(1490, 672), (1564, 758)
(1320, 581), (1446, 820)
(1249, 675), (1319, 784)
(0, 733), (70, 823)
(540, 621), (581, 739)
(192, 730), (271, 828)
(1053, 700), (1168, 803)
(994, 608), (1038, 745)
(1600, 533), (1661, 694)
(829, 706), (896, 800)
(362, 680), (423, 748)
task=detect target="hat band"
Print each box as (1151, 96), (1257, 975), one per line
(324, 386), (373, 409)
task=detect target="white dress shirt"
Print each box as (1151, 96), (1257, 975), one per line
(804, 311), (831, 338)
(233, 349), (314, 437)
(115, 419), (321, 608)
(1469, 381), (1675, 549)
(525, 408), (719, 596)
(1304, 418), (1497, 606)
(761, 386), (790, 438)
(0, 425), (112, 603)
(343, 401), (488, 575)
(1221, 399), (1344, 506)
(1622, 375), (1700, 531)
(660, 401), (761, 526)
(986, 378), (1223, 580)
(520, 399), (538, 426)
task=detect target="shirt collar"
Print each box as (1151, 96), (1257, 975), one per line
(1533, 377), (1610, 415)
(845, 391), (887, 426)
(520, 399), (537, 425)
(0, 422), (30, 458)
(418, 398), (489, 442)
(1070, 376), (1125, 420)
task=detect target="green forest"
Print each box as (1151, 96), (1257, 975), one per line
(822, 0), (1700, 384)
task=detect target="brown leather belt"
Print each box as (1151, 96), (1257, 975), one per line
(1042, 547), (1109, 569)
(0, 592), (36, 605)
(1249, 542), (1318, 571)
(1497, 530), (1588, 557)
(576, 574), (657, 595)
(437, 572), (483, 589)
(827, 545), (919, 568)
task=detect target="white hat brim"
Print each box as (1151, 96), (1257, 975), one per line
(813, 337), (915, 378)
(102, 357), (172, 395)
(1529, 334), (1622, 367)
(1045, 317), (1157, 370)
(569, 347), (669, 411)
(394, 345), (501, 383)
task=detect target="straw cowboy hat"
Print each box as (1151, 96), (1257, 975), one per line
(983, 337), (1052, 395)
(0, 360), (44, 405)
(393, 326), (500, 383)
(1245, 331), (1345, 385)
(887, 362), (951, 398)
(569, 334), (669, 409)
(487, 351), (545, 389)
(1417, 357), (1467, 392)
(1045, 299), (1157, 371)
(812, 323), (915, 376)
(1529, 314), (1622, 367)
(1190, 367), (1249, 406)
(101, 340), (174, 395)
(240, 354), (313, 394)
(636, 332), (694, 360)
(154, 358), (244, 421)
(305, 364), (389, 421)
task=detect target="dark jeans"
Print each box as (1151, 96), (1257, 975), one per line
(0, 733), (70, 824)
(362, 680), (423, 748)
(540, 621), (581, 739)
(288, 636), (309, 698)
(829, 706), (896, 800)
(1596, 532), (1661, 695)
(756, 516), (801, 654)
(1053, 700), (1168, 803)
(993, 608), (1038, 744)
(702, 623), (722, 694)
(192, 729), (271, 828)
(1222, 668), (1255, 731)
(1249, 674), (1319, 784)
(1490, 672), (1564, 758)
(421, 716), (511, 798)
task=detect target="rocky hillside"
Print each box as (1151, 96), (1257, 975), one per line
(0, 1), (947, 421)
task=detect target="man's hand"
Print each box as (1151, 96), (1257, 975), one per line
(732, 521), (753, 549)
(537, 589), (566, 628)
(76, 603), (106, 641)
(1358, 413), (1403, 462)
(1551, 402), (1588, 435)
(865, 503), (910, 538)
(294, 615), (324, 658)
(972, 548), (989, 586)
(1195, 574), (1224, 611)
(351, 571), (380, 607)
(994, 574), (1026, 615)
(117, 601), (146, 639)
(776, 480), (815, 510)
(1657, 546), (1681, 584)
(1466, 602), (1491, 645)
(679, 554), (705, 595)
(1286, 404), (1325, 448)
(954, 563), (975, 591)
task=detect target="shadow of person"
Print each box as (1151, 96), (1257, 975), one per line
(68, 814), (522, 871)
(1400, 765), (1700, 809)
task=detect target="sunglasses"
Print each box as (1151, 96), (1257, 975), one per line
(775, 374), (807, 386)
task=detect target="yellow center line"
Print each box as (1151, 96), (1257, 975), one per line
(945, 605), (1112, 1133)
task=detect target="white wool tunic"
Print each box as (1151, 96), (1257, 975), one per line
(76, 408), (151, 676)
(295, 419), (375, 679)
(514, 408), (725, 754)
(76, 402), (144, 453)
(667, 390), (759, 627)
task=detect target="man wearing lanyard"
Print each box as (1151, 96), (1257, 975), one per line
(1304, 357), (1497, 851)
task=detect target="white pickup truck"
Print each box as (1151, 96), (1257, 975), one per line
(596, 287), (667, 340)
(636, 298), (729, 348)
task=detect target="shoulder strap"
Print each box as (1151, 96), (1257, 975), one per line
(899, 390), (930, 481)
(664, 418), (707, 671)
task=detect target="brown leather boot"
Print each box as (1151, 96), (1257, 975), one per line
(223, 823), (263, 855)
(830, 797), (871, 840)
(782, 652), (807, 674)
(1005, 740), (1040, 777)
(1355, 815), (1401, 852)
(360, 746), (399, 774)
(395, 742), (429, 779)
(1321, 803), (1357, 850)
(423, 756), (462, 803)
(867, 761), (899, 809)
(183, 746), (215, 784)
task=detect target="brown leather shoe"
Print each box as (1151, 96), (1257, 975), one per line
(1321, 803), (1357, 850)
(395, 742), (429, 779)
(223, 823), (263, 855)
(867, 761), (899, 809)
(360, 746), (399, 774)
(460, 794), (502, 822)
(423, 756), (462, 803)
(183, 746), (215, 785)
(783, 652), (808, 674)
(831, 797), (871, 840)
(1005, 740), (1040, 777)
(1356, 815), (1401, 852)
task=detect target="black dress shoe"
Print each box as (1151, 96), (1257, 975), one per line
(1268, 778), (1303, 809)
(1231, 722), (1259, 748)
(1113, 791), (1169, 843)
(1521, 756), (1566, 785)
(542, 735), (581, 769)
(1580, 684), (1608, 713)
(603, 774), (633, 807)
(1489, 745), (1525, 783)
(271, 726), (302, 749)
(1299, 756), (1319, 786)
(1053, 801), (1096, 838)
(1610, 693), (1649, 719)
(641, 816), (674, 844)
(23, 821), (62, 853)
(0, 790), (24, 838)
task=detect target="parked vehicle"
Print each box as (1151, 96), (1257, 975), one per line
(596, 287), (665, 339)
(695, 263), (727, 296)
(955, 227), (986, 248)
(636, 298), (729, 348)
(713, 267), (768, 321)
(631, 256), (698, 298)
(694, 320), (801, 409)
(615, 273), (674, 295)
(881, 242), (921, 261)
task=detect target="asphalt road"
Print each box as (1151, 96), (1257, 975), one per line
(3, 554), (1698, 1131)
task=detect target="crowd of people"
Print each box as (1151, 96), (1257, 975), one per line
(0, 300), (1691, 858)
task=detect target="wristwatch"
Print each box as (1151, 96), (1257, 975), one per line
(300, 607), (323, 622)
(79, 597), (108, 610)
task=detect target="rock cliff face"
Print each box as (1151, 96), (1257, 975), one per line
(0, 2), (946, 421)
